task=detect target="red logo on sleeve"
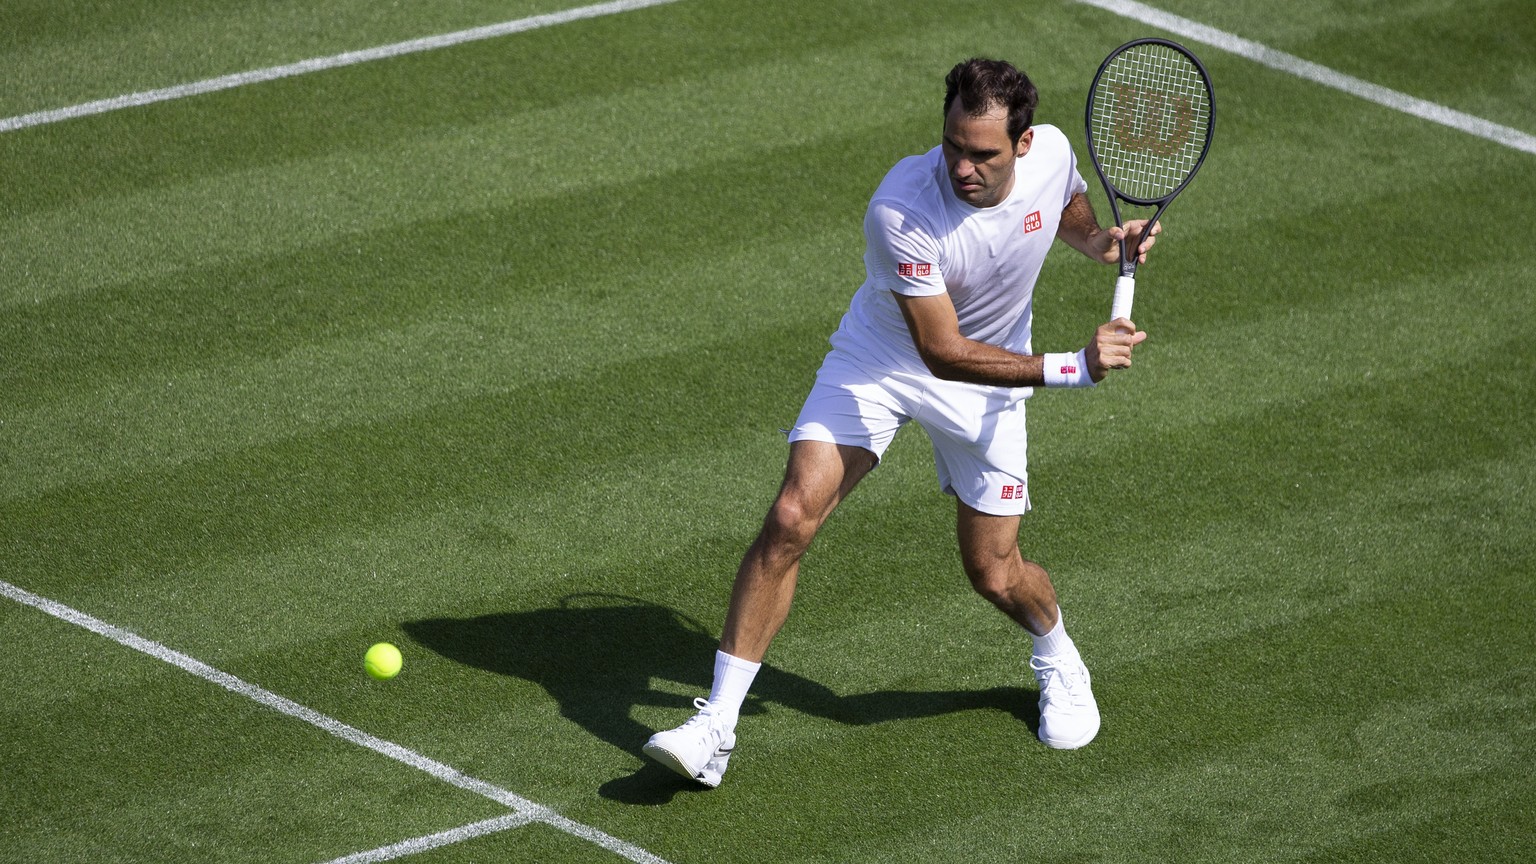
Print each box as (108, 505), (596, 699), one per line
(1023, 211), (1042, 234)
(897, 263), (933, 277)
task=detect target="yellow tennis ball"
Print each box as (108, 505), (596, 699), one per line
(364, 642), (402, 680)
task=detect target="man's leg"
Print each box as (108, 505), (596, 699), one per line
(643, 440), (877, 785)
(955, 504), (1059, 636)
(956, 502), (1100, 749)
(721, 440), (878, 662)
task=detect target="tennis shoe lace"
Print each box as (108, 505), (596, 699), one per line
(1030, 654), (1092, 704)
(676, 698), (730, 742)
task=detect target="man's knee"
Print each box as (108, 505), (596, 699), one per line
(965, 559), (1017, 605)
(751, 439), (869, 561)
(760, 493), (822, 554)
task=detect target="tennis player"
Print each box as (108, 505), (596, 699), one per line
(644, 58), (1158, 787)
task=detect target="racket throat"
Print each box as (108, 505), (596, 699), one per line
(1118, 250), (1137, 279)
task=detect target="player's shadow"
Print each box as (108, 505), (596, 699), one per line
(403, 593), (1034, 803)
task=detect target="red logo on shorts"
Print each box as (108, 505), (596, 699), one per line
(897, 262), (933, 277)
(1023, 211), (1042, 234)
(1000, 484), (1025, 500)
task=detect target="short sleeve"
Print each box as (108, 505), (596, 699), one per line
(864, 199), (947, 297)
(1064, 138), (1089, 207)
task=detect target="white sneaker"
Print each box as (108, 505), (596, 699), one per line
(1030, 653), (1101, 749)
(642, 698), (736, 788)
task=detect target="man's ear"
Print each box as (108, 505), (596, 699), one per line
(1015, 127), (1034, 158)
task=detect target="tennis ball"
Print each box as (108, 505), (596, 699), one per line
(364, 642), (402, 680)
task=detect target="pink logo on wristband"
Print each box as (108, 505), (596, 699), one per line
(1058, 363), (1078, 375)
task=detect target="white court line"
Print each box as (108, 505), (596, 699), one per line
(0, 578), (674, 864)
(320, 814), (534, 864)
(1072, 0), (1536, 156)
(0, 0), (682, 133)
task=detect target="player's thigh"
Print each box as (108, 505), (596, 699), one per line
(955, 500), (1024, 565)
(771, 440), (878, 533)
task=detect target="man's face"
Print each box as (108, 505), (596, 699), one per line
(941, 100), (1033, 208)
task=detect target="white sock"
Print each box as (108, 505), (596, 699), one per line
(1030, 607), (1078, 659)
(707, 650), (761, 719)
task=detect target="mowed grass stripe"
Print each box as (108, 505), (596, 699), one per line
(641, 438), (1533, 857)
(0, 1), (688, 134)
(0, 0), (610, 117)
(859, 619), (1533, 863)
(2, 109), (882, 411)
(0, 0), (940, 218)
(771, 352), (1532, 681)
(9, 166), (1523, 633)
(0, 306), (832, 598)
(10, 80), (1526, 498)
(0, 10), (938, 307)
(44, 440), (790, 662)
(55, 325), (1529, 716)
(1091, 607), (1532, 863)
(0, 134), (880, 501)
(1112, 255), (1532, 438)
(688, 433), (1534, 858)
(8, 231), (1523, 611)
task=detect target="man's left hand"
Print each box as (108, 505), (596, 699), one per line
(1092, 219), (1160, 265)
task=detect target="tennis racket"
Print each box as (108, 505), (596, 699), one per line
(1084, 38), (1215, 322)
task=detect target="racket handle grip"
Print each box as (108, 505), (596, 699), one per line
(1111, 275), (1136, 323)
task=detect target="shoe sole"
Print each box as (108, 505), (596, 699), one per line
(642, 740), (720, 788)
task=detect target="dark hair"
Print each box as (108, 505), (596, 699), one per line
(943, 58), (1038, 143)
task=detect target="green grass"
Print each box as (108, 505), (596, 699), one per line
(3, 1), (1534, 862)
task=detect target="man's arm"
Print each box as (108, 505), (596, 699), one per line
(1055, 190), (1160, 265)
(894, 292), (1143, 387)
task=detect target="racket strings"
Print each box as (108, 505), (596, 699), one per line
(1090, 44), (1211, 200)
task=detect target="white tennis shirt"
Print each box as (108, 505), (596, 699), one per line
(828, 123), (1088, 384)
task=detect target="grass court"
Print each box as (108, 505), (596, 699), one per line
(3, 0), (1533, 861)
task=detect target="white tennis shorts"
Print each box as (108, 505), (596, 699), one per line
(788, 348), (1033, 516)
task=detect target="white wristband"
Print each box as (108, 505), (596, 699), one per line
(1043, 349), (1095, 388)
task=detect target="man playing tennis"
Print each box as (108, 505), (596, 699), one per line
(644, 58), (1158, 787)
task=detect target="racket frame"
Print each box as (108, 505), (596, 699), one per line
(1084, 37), (1215, 318)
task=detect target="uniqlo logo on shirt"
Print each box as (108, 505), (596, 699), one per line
(1022, 211), (1042, 234)
(897, 262), (932, 278)
(1000, 484), (1025, 500)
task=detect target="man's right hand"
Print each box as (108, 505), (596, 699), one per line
(1084, 319), (1147, 382)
